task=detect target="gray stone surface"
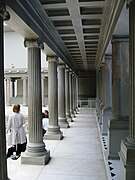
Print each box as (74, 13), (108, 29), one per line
(7, 107), (107, 180)
(45, 56), (62, 140)
(58, 64), (69, 128)
(24, 39), (49, 158)
(65, 68), (72, 122)
(108, 35), (129, 159)
(119, 2), (135, 179)
(21, 151), (50, 165)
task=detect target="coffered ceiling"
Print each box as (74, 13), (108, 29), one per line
(40, 0), (104, 71)
(4, 0), (125, 73)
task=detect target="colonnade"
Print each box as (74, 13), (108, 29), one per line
(0, 6), (79, 180)
(4, 73), (48, 106)
(96, 1), (135, 178)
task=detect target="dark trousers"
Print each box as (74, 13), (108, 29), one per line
(7, 142), (27, 158)
(42, 129), (46, 136)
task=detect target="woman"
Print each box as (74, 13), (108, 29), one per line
(7, 104), (27, 160)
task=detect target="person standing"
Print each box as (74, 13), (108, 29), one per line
(6, 104), (27, 160)
(42, 112), (49, 136)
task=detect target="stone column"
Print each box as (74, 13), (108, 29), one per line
(6, 78), (11, 106)
(73, 74), (77, 114)
(119, 1), (135, 179)
(0, 2), (9, 179)
(102, 54), (112, 135)
(42, 76), (45, 106)
(58, 64), (69, 128)
(45, 56), (63, 140)
(98, 68), (104, 127)
(65, 67), (72, 122)
(108, 35), (129, 159)
(11, 78), (15, 97)
(72, 74), (76, 114)
(69, 71), (75, 118)
(22, 77), (27, 106)
(76, 75), (79, 112)
(21, 39), (50, 165)
(96, 70), (100, 120)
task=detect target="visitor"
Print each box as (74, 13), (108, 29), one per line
(42, 112), (49, 136)
(6, 104), (27, 160)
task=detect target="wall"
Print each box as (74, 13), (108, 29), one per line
(78, 75), (96, 100)
(4, 31), (48, 68)
(4, 32), (27, 68)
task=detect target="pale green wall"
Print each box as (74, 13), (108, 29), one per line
(78, 77), (96, 99)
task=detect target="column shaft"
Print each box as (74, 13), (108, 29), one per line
(6, 78), (11, 106)
(73, 74), (77, 114)
(69, 71), (75, 118)
(22, 77), (27, 106)
(108, 35), (129, 159)
(42, 77), (45, 106)
(21, 39), (50, 165)
(45, 56), (62, 140)
(11, 78), (15, 97)
(76, 76), (79, 112)
(65, 68), (72, 122)
(58, 64), (69, 128)
(102, 55), (112, 135)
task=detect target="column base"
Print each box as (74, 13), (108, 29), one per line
(45, 132), (63, 140)
(76, 107), (79, 113)
(59, 117), (69, 128)
(66, 114), (73, 122)
(108, 118), (129, 160)
(21, 150), (50, 165)
(70, 111), (75, 118)
(45, 126), (63, 140)
(119, 139), (135, 180)
(74, 109), (78, 114)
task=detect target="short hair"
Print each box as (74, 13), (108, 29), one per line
(45, 110), (48, 114)
(13, 104), (20, 113)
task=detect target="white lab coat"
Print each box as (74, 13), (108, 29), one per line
(42, 118), (49, 131)
(7, 112), (26, 146)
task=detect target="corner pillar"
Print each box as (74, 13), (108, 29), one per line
(108, 35), (129, 160)
(119, 1), (135, 179)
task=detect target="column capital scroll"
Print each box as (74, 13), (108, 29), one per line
(57, 63), (65, 69)
(24, 39), (44, 49)
(46, 55), (58, 62)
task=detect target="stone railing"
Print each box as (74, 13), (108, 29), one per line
(78, 98), (96, 108)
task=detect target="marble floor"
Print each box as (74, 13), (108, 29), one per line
(6, 107), (108, 180)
